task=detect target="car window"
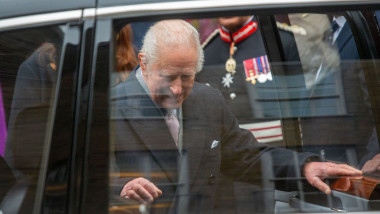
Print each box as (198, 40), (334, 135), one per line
(274, 13), (376, 164)
(106, 8), (380, 214)
(0, 25), (67, 213)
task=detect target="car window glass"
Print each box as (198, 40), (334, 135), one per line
(0, 25), (65, 212)
(274, 13), (376, 165)
(108, 10), (380, 213)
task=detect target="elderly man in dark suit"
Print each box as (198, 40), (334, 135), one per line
(111, 19), (361, 213)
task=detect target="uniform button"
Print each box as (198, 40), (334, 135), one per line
(230, 92), (236, 100)
(209, 174), (215, 184)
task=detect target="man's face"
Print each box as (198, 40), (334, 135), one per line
(139, 45), (198, 109)
(217, 16), (251, 33)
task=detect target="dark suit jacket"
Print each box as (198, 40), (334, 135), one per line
(335, 22), (359, 60)
(110, 70), (316, 213)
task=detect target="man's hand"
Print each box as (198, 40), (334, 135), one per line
(362, 154), (380, 174)
(120, 177), (162, 203)
(303, 162), (362, 194)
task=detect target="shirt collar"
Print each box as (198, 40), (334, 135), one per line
(136, 66), (151, 96)
(333, 16), (346, 30)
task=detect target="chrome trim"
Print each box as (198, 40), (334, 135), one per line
(83, 8), (96, 19)
(0, 10), (82, 30)
(91, 0), (379, 18)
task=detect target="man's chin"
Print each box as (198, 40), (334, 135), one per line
(161, 100), (182, 110)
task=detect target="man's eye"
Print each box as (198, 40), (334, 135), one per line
(181, 75), (194, 81)
(161, 75), (176, 81)
(168, 75), (177, 81)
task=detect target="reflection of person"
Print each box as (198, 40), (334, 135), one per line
(111, 19), (361, 213)
(293, 14), (374, 166)
(331, 16), (357, 59)
(289, 13), (341, 88)
(8, 43), (58, 121)
(114, 24), (138, 85)
(5, 42), (58, 179)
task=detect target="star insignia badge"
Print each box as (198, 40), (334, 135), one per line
(222, 73), (234, 88)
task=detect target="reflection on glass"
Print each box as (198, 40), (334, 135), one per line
(110, 12), (380, 213)
(0, 26), (64, 212)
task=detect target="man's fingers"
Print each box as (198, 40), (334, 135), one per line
(308, 176), (331, 194)
(125, 190), (145, 203)
(120, 177), (162, 203)
(120, 184), (146, 203)
(134, 183), (155, 202)
(362, 161), (376, 173)
(304, 162), (363, 195)
(336, 164), (361, 172)
(362, 154), (380, 173)
(138, 179), (162, 199)
(325, 163), (362, 176)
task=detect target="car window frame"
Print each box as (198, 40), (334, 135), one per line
(85, 1), (380, 213)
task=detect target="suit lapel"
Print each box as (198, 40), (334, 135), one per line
(128, 117), (179, 184)
(335, 23), (352, 53)
(120, 72), (180, 184)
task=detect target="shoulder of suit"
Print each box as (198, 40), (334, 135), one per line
(201, 28), (220, 49)
(276, 21), (307, 36)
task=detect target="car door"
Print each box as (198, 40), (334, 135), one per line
(0, 7), (95, 214)
(84, 0), (380, 213)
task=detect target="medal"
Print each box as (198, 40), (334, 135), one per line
(222, 73), (234, 88)
(218, 19), (260, 88)
(222, 42), (237, 88)
(243, 55), (272, 85)
(267, 72), (273, 81)
(225, 57), (236, 73)
(225, 42), (236, 74)
(257, 73), (267, 83)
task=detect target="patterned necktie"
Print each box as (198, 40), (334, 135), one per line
(165, 110), (179, 147)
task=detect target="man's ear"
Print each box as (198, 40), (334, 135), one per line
(138, 53), (147, 75)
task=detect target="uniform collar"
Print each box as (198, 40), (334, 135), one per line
(219, 17), (258, 43)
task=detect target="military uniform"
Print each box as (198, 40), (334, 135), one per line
(196, 17), (292, 144)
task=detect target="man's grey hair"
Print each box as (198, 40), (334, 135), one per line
(140, 19), (204, 72)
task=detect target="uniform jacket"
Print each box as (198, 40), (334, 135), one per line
(195, 25), (268, 123)
(196, 22), (300, 124)
(111, 69), (316, 213)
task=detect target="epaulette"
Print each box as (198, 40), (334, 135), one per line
(276, 21), (307, 36)
(201, 28), (220, 49)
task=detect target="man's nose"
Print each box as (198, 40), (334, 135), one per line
(170, 78), (182, 96)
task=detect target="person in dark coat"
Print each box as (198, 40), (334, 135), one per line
(111, 19), (362, 214)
